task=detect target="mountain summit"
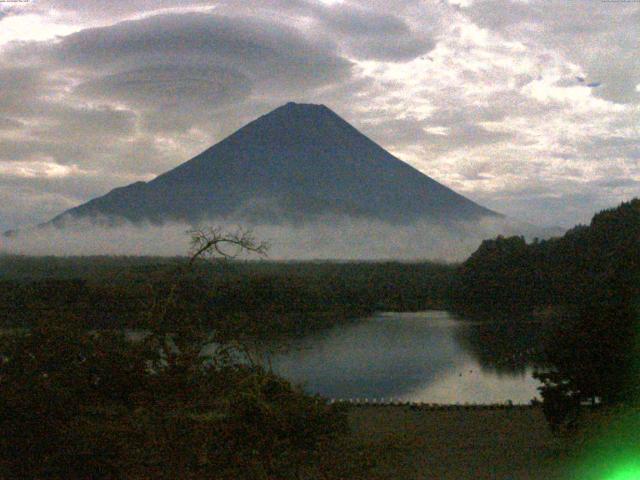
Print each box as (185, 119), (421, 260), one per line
(48, 102), (499, 227)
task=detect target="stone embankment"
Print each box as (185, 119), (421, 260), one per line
(329, 398), (536, 410)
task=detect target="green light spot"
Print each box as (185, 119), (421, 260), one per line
(605, 462), (640, 480)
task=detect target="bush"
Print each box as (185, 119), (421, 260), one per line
(0, 317), (350, 478)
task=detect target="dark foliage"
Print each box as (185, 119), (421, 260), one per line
(451, 199), (640, 430)
(0, 259), (454, 339)
(451, 199), (640, 318)
(0, 319), (350, 479)
(0, 230), (361, 479)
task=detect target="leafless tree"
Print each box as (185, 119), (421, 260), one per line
(145, 227), (268, 370)
(188, 227), (269, 265)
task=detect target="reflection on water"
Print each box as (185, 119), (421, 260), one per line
(455, 319), (549, 375)
(260, 311), (542, 404)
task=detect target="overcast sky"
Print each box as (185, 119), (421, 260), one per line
(0, 0), (638, 231)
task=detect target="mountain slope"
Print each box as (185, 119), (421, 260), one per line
(48, 102), (499, 227)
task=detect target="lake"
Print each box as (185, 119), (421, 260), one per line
(259, 311), (542, 404)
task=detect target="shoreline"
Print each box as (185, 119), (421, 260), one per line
(331, 399), (537, 409)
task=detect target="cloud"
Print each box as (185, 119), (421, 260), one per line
(2, 12), (353, 135)
(0, 160), (84, 179)
(36, 13), (352, 87)
(0, 185), (79, 230)
(1, 214), (531, 261)
(0, 0), (637, 234)
(37, 105), (137, 143)
(0, 117), (22, 129)
(312, 3), (435, 61)
(74, 65), (252, 133)
(0, 66), (50, 112)
(1, 0), (216, 24)
(76, 65), (251, 109)
(463, 0), (640, 104)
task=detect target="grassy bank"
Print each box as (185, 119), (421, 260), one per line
(346, 405), (568, 479)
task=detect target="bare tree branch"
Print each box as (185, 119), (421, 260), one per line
(188, 227), (269, 266)
(144, 227), (268, 369)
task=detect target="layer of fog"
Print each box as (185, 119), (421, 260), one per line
(1, 215), (552, 261)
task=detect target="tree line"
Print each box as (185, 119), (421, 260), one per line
(0, 258), (454, 339)
(451, 199), (640, 429)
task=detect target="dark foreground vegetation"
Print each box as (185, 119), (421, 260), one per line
(0, 230), (404, 479)
(452, 199), (640, 431)
(0, 256), (453, 340)
(0, 319), (354, 479)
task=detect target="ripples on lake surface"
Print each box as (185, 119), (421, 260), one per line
(260, 311), (542, 404)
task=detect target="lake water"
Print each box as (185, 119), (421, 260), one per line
(260, 311), (542, 404)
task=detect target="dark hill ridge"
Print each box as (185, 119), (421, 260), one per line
(47, 102), (500, 227)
